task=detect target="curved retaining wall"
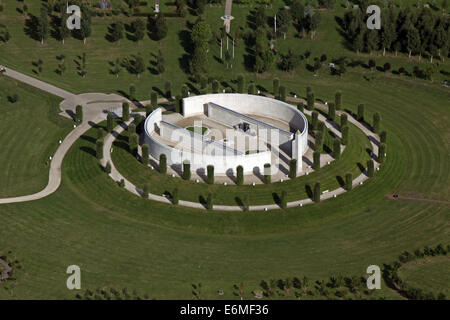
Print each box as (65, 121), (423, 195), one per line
(144, 94), (308, 175)
(182, 94), (308, 154)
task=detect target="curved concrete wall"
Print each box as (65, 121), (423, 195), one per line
(182, 93), (308, 154)
(144, 108), (271, 174)
(144, 94), (308, 175)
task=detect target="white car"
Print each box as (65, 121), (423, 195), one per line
(0, 66), (6, 73)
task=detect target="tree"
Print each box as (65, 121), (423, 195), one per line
(236, 165), (244, 185)
(333, 138), (341, 159)
(75, 105), (83, 123)
(345, 173), (352, 190)
(105, 161), (112, 174)
(328, 102), (336, 121)
(119, 179), (125, 188)
(248, 82), (255, 95)
(277, 8), (291, 39)
(312, 111), (319, 130)
(191, 21), (212, 45)
(279, 86), (286, 102)
(37, 6), (49, 44)
(341, 126), (349, 145)
(279, 49), (300, 72)
(111, 58), (122, 78)
(132, 18), (146, 42)
(165, 80), (172, 99)
(315, 132), (323, 153)
(341, 113), (348, 128)
(381, 8), (396, 56)
(128, 123), (136, 136)
(172, 188), (179, 205)
(383, 62), (391, 72)
(97, 127), (104, 140)
(207, 165), (214, 184)
(142, 144), (149, 166)
(78, 5), (92, 44)
(255, 6), (267, 28)
(58, 9), (70, 44)
(357, 104), (364, 122)
(273, 78), (280, 97)
(129, 133), (138, 156)
(151, 92), (157, 108)
(206, 193), (213, 210)
(313, 181), (321, 202)
(111, 21), (124, 44)
(407, 26), (421, 58)
(310, 11), (321, 39)
(122, 102), (130, 121)
(142, 184), (149, 199)
(107, 113), (114, 132)
(289, 159), (297, 179)
(280, 190), (287, 209)
(378, 143), (386, 163)
(335, 92), (342, 110)
(353, 30), (365, 54)
(443, 0), (448, 14)
(153, 13), (168, 40)
(212, 80), (219, 94)
(290, 0), (305, 27)
(193, 0), (206, 15)
(368, 59), (376, 71)
(96, 140), (104, 159)
(313, 151), (321, 170)
(297, 103), (304, 113)
(175, 95), (182, 113)
(373, 112), (381, 133)
(307, 92), (315, 110)
(183, 161), (191, 180)
(380, 131), (387, 144)
(367, 160), (375, 177)
(263, 163), (271, 184)
(145, 105), (152, 117)
(133, 55), (145, 78)
(159, 154), (167, 173)
(237, 75), (245, 93)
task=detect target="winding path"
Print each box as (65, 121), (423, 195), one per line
(0, 65), (380, 211)
(103, 102), (380, 211)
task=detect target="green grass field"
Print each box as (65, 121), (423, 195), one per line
(398, 256), (450, 296)
(0, 0), (448, 300)
(0, 76), (72, 197)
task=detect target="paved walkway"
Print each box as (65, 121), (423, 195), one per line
(0, 67), (130, 204)
(1, 66), (74, 99)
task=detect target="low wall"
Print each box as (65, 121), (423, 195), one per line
(183, 94), (308, 156)
(144, 108), (271, 175)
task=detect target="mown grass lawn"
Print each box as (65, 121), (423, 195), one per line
(0, 0), (448, 300)
(0, 76), (72, 197)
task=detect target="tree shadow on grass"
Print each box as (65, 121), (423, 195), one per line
(24, 14), (40, 41)
(305, 184), (313, 200)
(80, 135), (96, 144)
(80, 146), (96, 158)
(272, 192), (281, 206)
(336, 175), (345, 188)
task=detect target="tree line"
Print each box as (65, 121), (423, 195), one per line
(341, 5), (449, 61)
